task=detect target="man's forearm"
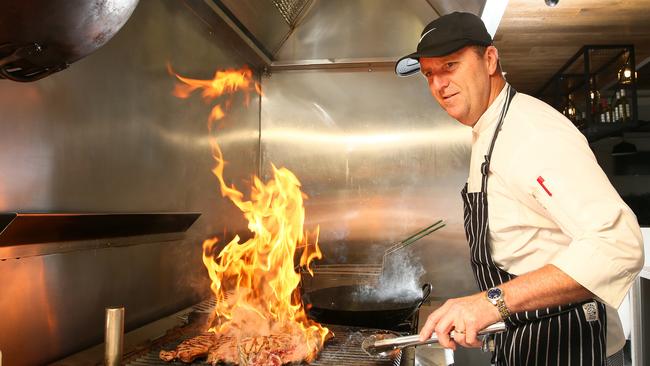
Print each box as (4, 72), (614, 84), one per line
(499, 264), (594, 314)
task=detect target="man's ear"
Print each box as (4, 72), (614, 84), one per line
(486, 46), (499, 76)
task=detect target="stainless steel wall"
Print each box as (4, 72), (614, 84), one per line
(260, 67), (478, 300)
(0, 1), (261, 364)
(275, 0), (436, 62)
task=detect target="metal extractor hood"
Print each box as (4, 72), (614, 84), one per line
(200, 0), (487, 70)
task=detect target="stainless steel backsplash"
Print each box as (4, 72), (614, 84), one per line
(260, 68), (477, 300)
(0, 1), (261, 364)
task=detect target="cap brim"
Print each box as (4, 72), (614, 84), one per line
(395, 40), (486, 77)
(395, 53), (421, 77)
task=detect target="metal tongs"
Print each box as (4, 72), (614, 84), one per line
(361, 322), (506, 356)
(383, 220), (445, 259)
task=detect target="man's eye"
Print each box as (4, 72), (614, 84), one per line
(424, 71), (432, 78)
(446, 62), (456, 70)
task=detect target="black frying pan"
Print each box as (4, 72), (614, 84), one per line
(303, 283), (432, 329)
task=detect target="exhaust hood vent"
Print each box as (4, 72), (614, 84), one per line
(271, 0), (313, 26)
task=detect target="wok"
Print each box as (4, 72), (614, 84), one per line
(0, 0), (139, 81)
(303, 283), (432, 329)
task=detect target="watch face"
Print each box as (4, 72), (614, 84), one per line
(487, 287), (502, 300)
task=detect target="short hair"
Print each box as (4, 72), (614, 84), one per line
(471, 45), (489, 57)
(470, 45), (503, 75)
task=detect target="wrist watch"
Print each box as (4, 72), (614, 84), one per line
(486, 287), (510, 321)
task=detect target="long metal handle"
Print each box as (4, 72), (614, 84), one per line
(368, 322), (506, 354)
(105, 307), (125, 366)
(384, 220), (445, 255)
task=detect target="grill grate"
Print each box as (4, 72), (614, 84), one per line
(124, 297), (408, 366)
(125, 324), (401, 366)
(270, 0), (312, 26)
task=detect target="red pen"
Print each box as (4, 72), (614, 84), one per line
(537, 176), (552, 197)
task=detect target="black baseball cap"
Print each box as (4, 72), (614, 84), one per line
(395, 12), (492, 77)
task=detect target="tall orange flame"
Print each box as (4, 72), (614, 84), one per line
(170, 65), (329, 361)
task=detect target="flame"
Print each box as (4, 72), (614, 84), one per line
(171, 65), (329, 361)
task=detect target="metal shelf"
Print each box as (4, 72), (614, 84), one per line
(536, 45), (638, 134)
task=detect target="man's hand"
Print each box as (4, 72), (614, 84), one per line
(419, 292), (501, 350)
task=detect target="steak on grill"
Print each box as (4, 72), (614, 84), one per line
(160, 332), (312, 365)
(159, 333), (218, 363)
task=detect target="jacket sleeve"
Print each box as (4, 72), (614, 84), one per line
(512, 125), (644, 308)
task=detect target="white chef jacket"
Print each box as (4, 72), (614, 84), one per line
(467, 84), (644, 356)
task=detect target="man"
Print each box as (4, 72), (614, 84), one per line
(395, 12), (644, 365)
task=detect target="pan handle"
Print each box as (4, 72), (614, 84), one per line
(417, 283), (433, 309)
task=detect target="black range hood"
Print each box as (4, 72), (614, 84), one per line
(0, 212), (200, 246)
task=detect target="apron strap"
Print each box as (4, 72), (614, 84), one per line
(480, 85), (517, 193)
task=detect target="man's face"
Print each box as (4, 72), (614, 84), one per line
(419, 46), (496, 127)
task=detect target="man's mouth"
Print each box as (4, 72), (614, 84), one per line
(442, 92), (459, 101)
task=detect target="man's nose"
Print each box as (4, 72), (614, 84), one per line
(429, 75), (449, 96)
(431, 74), (449, 91)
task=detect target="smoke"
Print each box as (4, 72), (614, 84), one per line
(354, 249), (425, 302)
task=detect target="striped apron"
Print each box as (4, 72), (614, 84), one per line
(461, 85), (608, 365)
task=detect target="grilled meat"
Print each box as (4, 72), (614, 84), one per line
(158, 333), (216, 363)
(234, 334), (304, 365)
(160, 333), (313, 365)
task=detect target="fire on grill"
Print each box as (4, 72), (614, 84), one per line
(158, 66), (330, 365)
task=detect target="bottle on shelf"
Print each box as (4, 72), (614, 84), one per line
(612, 90), (621, 123)
(589, 78), (600, 123)
(579, 111), (586, 128)
(598, 99), (605, 123)
(563, 94), (579, 126)
(618, 88), (631, 123)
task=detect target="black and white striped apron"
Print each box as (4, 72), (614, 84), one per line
(461, 85), (608, 365)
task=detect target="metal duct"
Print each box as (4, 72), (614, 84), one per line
(207, 0), (486, 68)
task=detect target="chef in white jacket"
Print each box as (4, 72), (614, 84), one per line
(395, 11), (644, 365)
